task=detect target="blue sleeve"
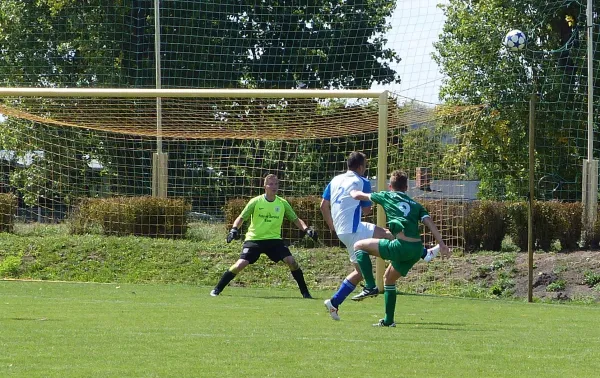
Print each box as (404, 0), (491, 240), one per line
(322, 183), (331, 200)
(360, 178), (372, 207)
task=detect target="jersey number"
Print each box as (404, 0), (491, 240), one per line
(333, 186), (348, 204)
(397, 202), (411, 217)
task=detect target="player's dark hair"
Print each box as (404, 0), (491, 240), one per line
(347, 151), (366, 171)
(390, 170), (408, 191)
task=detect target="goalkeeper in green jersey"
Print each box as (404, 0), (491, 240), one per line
(210, 174), (318, 298)
(349, 170), (450, 327)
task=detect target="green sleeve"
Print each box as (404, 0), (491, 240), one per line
(282, 199), (299, 221)
(369, 191), (383, 205)
(240, 197), (259, 220)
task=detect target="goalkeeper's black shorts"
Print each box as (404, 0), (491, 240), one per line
(240, 239), (291, 264)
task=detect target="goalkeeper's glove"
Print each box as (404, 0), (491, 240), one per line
(226, 227), (240, 243)
(305, 227), (318, 241)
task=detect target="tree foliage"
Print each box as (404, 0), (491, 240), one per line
(0, 0), (400, 209)
(433, 0), (593, 200)
(0, 0), (400, 89)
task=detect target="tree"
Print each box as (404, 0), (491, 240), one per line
(0, 0), (400, 89)
(0, 0), (130, 87)
(433, 0), (592, 200)
(0, 0), (401, 210)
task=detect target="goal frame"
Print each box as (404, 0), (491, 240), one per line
(0, 87), (390, 290)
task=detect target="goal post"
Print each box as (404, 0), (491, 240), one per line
(376, 92), (389, 291)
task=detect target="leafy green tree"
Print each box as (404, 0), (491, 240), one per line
(0, 0), (400, 89)
(0, 0), (129, 87)
(433, 0), (591, 200)
(0, 0), (401, 209)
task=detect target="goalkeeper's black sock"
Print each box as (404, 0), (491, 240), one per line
(214, 270), (236, 292)
(291, 268), (309, 295)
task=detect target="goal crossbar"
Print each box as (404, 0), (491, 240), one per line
(0, 87), (386, 99)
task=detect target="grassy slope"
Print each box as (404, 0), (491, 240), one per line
(0, 223), (349, 290)
(1, 223), (599, 303)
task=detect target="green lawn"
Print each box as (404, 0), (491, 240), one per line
(1, 281), (599, 377)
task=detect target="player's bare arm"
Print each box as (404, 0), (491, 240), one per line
(226, 215), (245, 243)
(293, 218), (318, 241)
(231, 215), (244, 229)
(319, 198), (335, 232)
(361, 205), (372, 216)
(293, 218), (309, 232)
(422, 217), (450, 259)
(349, 190), (371, 202)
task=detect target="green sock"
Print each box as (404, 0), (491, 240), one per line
(384, 285), (397, 325)
(356, 250), (375, 288)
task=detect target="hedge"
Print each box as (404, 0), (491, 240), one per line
(225, 196), (596, 252)
(69, 196), (191, 238)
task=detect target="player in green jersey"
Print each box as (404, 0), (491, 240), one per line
(350, 170), (450, 327)
(210, 174), (318, 298)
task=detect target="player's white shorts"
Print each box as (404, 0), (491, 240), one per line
(337, 222), (376, 263)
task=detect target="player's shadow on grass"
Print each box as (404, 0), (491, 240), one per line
(6, 317), (57, 321)
(243, 294), (318, 300)
(396, 321), (488, 332)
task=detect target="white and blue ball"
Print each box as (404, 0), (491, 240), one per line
(504, 29), (526, 52)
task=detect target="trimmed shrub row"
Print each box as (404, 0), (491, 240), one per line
(70, 196), (190, 238)
(424, 200), (587, 252)
(463, 201), (507, 252)
(1, 192), (597, 251)
(225, 197), (596, 252)
(503, 202), (583, 252)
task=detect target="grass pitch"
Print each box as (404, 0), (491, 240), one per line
(1, 280), (599, 378)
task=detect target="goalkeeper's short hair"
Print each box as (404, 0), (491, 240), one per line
(263, 174), (279, 185)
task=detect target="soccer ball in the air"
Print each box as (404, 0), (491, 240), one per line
(504, 29), (526, 52)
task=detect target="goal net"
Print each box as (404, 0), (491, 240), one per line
(0, 89), (481, 250)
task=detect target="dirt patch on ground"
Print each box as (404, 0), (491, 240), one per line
(513, 251), (600, 302)
(402, 250), (600, 302)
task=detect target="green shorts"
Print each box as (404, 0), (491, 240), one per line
(378, 239), (423, 277)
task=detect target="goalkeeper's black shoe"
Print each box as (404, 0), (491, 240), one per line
(351, 286), (379, 301)
(302, 292), (313, 299)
